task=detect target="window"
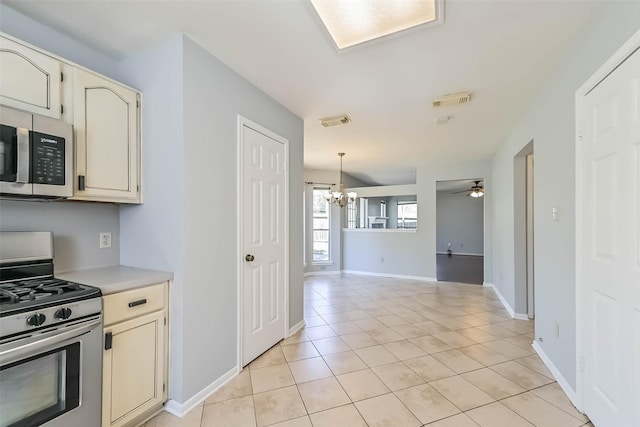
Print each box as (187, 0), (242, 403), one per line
(312, 188), (330, 261)
(346, 199), (357, 229)
(359, 197), (368, 228)
(397, 201), (417, 229)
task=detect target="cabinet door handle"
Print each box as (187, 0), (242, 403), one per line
(78, 175), (85, 191)
(105, 332), (113, 350)
(128, 299), (147, 308)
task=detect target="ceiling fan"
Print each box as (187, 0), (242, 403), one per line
(452, 180), (484, 198)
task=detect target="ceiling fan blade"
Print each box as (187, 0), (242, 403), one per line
(451, 190), (470, 194)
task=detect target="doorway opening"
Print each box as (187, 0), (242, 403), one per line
(435, 179), (485, 284)
(514, 141), (534, 319)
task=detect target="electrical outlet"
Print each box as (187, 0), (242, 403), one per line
(99, 232), (112, 249)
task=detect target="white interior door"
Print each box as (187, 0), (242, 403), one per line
(241, 122), (287, 366)
(580, 46), (639, 427)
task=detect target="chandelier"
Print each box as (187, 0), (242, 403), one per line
(325, 153), (357, 208)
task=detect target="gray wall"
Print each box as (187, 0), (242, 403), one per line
(343, 162), (492, 281)
(0, 200), (119, 272)
(118, 35), (303, 404)
(0, 4), (120, 78)
(489, 1), (640, 390)
(0, 4), (122, 273)
(117, 34), (186, 400)
(436, 191), (484, 255)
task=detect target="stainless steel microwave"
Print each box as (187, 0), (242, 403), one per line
(0, 106), (73, 198)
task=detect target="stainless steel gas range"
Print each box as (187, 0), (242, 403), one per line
(0, 232), (103, 427)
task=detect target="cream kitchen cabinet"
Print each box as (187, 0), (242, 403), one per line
(0, 32), (143, 204)
(0, 35), (62, 119)
(102, 282), (168, 427)
(72, 68), (141, 203)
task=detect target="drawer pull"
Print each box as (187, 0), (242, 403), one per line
(128, 299), (147, 308)
(105, 332), (113, 350)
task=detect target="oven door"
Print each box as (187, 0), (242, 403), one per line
(0, 316), (102, 427)
(0, 106), (32, 196)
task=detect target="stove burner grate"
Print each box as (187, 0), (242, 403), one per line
(0, 279), (83, 305)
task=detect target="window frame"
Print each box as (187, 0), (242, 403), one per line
(312, 187), (331, 263)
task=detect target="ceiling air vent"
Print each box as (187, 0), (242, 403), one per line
(432, 92), (472, 107)
(319, 115), (351, 127)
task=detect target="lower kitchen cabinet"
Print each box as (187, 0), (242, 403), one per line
(102, 282), (168, 427)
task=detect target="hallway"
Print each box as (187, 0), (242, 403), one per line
(146, 274), (590, 426)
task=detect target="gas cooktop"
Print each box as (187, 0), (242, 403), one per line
(0, 278), (101, 316)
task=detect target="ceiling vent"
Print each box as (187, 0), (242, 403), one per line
(319, 115), (351, 127)
(432, 92), (472, 107)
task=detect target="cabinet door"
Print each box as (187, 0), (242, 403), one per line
(103, 310), (165, 427)
(0, 36), (61, 118)
(73, 69), (140, 203)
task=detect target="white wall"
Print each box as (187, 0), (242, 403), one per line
(489, 1), (640, 391)
(436, 191), (484, 255)
(118, 35), (304, 405)
(0, 4), (122, 272)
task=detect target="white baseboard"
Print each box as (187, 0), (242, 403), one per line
(165, 366), (238, 418)
(342, 270), (437, 282)
(532, 341), (582, 411)
(482, 282), (530, 320)
(288, 319), (305, 336)
(304, 270), (341, 277)
(436, 252), (484, 257)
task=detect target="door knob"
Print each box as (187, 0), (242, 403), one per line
(245, 254), (255, 262)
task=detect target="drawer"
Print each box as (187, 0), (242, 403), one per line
(103, 282), (166, 326)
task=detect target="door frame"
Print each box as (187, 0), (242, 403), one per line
(575, 28), (640, 412)
(236, 115), (290, 369)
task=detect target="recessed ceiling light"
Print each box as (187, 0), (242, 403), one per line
(310, 0), (443, 50)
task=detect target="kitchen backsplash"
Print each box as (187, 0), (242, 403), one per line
(0, 200), (119, 272)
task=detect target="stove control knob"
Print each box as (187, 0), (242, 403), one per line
(54, 308), (72, 320)
(27, 313), (46, 327)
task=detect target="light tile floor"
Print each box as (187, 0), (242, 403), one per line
(145, 274), (592, 427)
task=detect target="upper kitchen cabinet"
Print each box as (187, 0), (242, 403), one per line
(0, 35), (62, 119)
(72, 69), (141, 203)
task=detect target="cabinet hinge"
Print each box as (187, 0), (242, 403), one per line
(163, 383), (166, 392)
(136, 100), (140, 108)
(577, 129), (584, 142)
(61, 72), (64, 82)
(164, 317), (167, 325)
(137, 185), (140, 192)
(61, 104), (64, 114)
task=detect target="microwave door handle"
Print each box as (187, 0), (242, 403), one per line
(16, 127), (30, 183)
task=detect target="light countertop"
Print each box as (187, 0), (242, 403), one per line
(58, 266), (173, 295)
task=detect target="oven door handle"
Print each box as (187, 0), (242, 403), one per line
(0, 318), (102, 366)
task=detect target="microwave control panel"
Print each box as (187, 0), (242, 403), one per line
(31, 131), (65, 185)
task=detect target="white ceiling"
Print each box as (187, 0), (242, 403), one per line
(6, 0), (602, 185)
